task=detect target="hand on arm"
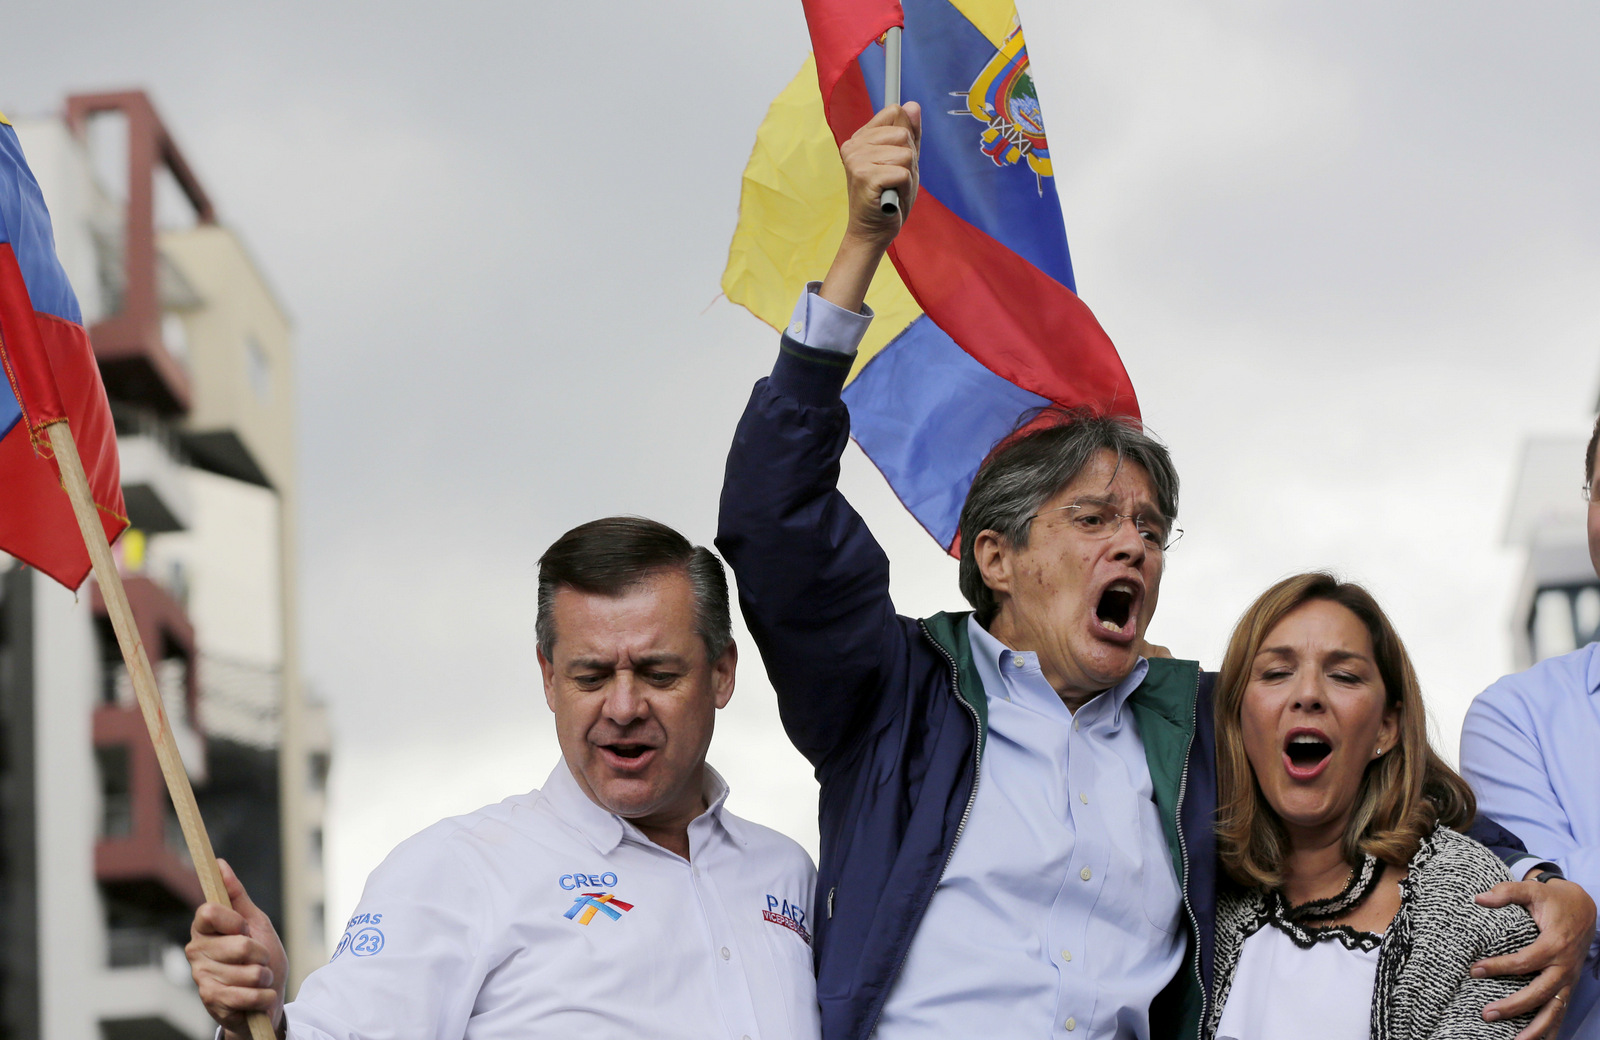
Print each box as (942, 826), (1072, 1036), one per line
(1472, 877), (1597, 1039)
(818, 102), (921, 317)
(186, 859), (288, 1040)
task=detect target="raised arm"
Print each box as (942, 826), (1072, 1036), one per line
(716, 103), (923, 767)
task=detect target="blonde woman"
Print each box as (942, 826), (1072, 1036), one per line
(1207, 573), (1537, 1039)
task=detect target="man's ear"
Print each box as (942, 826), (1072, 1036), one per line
(711, 640), (737, 710)
(971, 529), (1013, 599)
(537, 647), (557, 712)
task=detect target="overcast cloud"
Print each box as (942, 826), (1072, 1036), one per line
(5, 0), (1599, 949)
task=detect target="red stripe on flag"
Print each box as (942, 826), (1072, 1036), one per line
(890, 190), (1138, 418)
(0, 244), (67, 429)
(0, 245), (126, 588)
(801, 0), (902, 114)
(821, 58), (1139, 419)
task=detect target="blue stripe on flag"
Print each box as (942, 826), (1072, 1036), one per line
(857, 0), (1075, 291)
(844, 314), (1049, 547)
(0, 380), (21, 441)
(0, 123), (83, 325)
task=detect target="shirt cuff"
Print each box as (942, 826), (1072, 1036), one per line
(1511, 856), (1555, 882)
(786, 281), (873, 355)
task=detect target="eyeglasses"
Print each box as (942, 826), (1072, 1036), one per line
(1585, 481), (1598, 503)
(1026, 500), (1183, 552)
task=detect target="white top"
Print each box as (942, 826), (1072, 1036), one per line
(873, 618), (1185, 1039)
(1214, 922), (1380, 1040)
(283, 761), (820, 1040)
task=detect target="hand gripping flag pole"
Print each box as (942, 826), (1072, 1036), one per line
(48, 421), (279, 1040)
(879, 25), (903, 215)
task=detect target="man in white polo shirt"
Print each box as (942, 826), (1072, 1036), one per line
(186, 517), (820, 1040)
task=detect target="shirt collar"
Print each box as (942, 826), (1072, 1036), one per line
(541, 759), (740, 856)
(966, 614), (1149, 723)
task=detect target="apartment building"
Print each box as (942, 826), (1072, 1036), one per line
(0, 91), (328, 1039)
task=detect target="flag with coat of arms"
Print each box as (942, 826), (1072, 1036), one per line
(722, 0), (1139, 554)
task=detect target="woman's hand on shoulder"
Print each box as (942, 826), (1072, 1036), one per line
(1470, 875), (1596, 1039)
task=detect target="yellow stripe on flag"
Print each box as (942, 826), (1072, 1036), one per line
(722, 57), (923, 381)
(0, 110), (11, 126)
(948, 0), (1016, 47)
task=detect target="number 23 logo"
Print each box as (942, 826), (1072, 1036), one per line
(334, 926), (386, 960)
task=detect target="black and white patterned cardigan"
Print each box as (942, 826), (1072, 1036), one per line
(1205, 825), (1539, 1040)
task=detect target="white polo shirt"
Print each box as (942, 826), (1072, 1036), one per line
(284, 761), (820, 1040)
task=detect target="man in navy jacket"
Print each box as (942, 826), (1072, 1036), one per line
(718, 102), (1595, 1040)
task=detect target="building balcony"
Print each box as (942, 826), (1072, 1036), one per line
(97, 953), (217, 1040)
(118, 430), (193, 534)
(92, 573), (208, 910)
(66, 91), (216, 417)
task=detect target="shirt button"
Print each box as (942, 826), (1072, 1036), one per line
(721, 946), (731, 960)
(1079, 791), (1089, 804)
(693, 866), (701, 878)
(1080, 866), (1092, 882)
(1061, 949), (1072, 962)
(1073, 719), (1080, 731)
(1012, 656), (1025, 668)
(1065, 1018), (1077, 1031)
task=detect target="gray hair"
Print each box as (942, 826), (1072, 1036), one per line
(535, 516), (732, 662)
(957, 408), (1180, 624)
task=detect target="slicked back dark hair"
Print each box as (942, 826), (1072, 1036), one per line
(957, 408), (1179, 624)
(536, 516), (732, 662)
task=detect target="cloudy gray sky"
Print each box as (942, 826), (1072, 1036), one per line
(6, 1), (1599, 948)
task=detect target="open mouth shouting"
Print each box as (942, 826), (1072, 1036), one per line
(595, 737), (660, 774)
(1282, 727), (1333, 780)
(1093, 580), (1141, 639)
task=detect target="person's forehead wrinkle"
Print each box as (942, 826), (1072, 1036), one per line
(632, 651), (691, 669)
(1323, 649), (1373, 667)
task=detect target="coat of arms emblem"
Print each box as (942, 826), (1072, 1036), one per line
(950, 24), (1053, 191)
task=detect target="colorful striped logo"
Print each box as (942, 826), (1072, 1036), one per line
(563, 891), (635, 925)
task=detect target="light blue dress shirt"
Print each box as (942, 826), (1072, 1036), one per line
(873, 617), (1185, 1039)
(1461, 643), (1600, 1040)
(786, 281), (872, 353)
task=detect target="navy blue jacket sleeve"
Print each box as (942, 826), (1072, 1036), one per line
(716, 336), (911, 768)
(1466, 813), (1531, 873)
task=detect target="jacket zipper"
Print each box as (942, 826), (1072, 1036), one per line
(1176, 668), (1206, 1035)
(860, 620), (984, 1040)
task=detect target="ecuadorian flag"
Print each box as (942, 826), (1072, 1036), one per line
(724, 0), (1138, 554)
(0, 110), (127, 587)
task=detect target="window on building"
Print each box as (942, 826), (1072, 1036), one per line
(1530, 582), (1600, 662)
(310, 826), (324, 869)
(309, 750), (330, 793)
(95, 617), (126, 706)
(97, 744), (132, 838)
(246, 335), (272, 402)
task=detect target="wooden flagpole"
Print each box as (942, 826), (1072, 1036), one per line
(46, 420), (278, 1040)
(879, 25), (904, 215)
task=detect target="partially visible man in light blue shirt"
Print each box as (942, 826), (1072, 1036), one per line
(1462, 420), (1600, 1039)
